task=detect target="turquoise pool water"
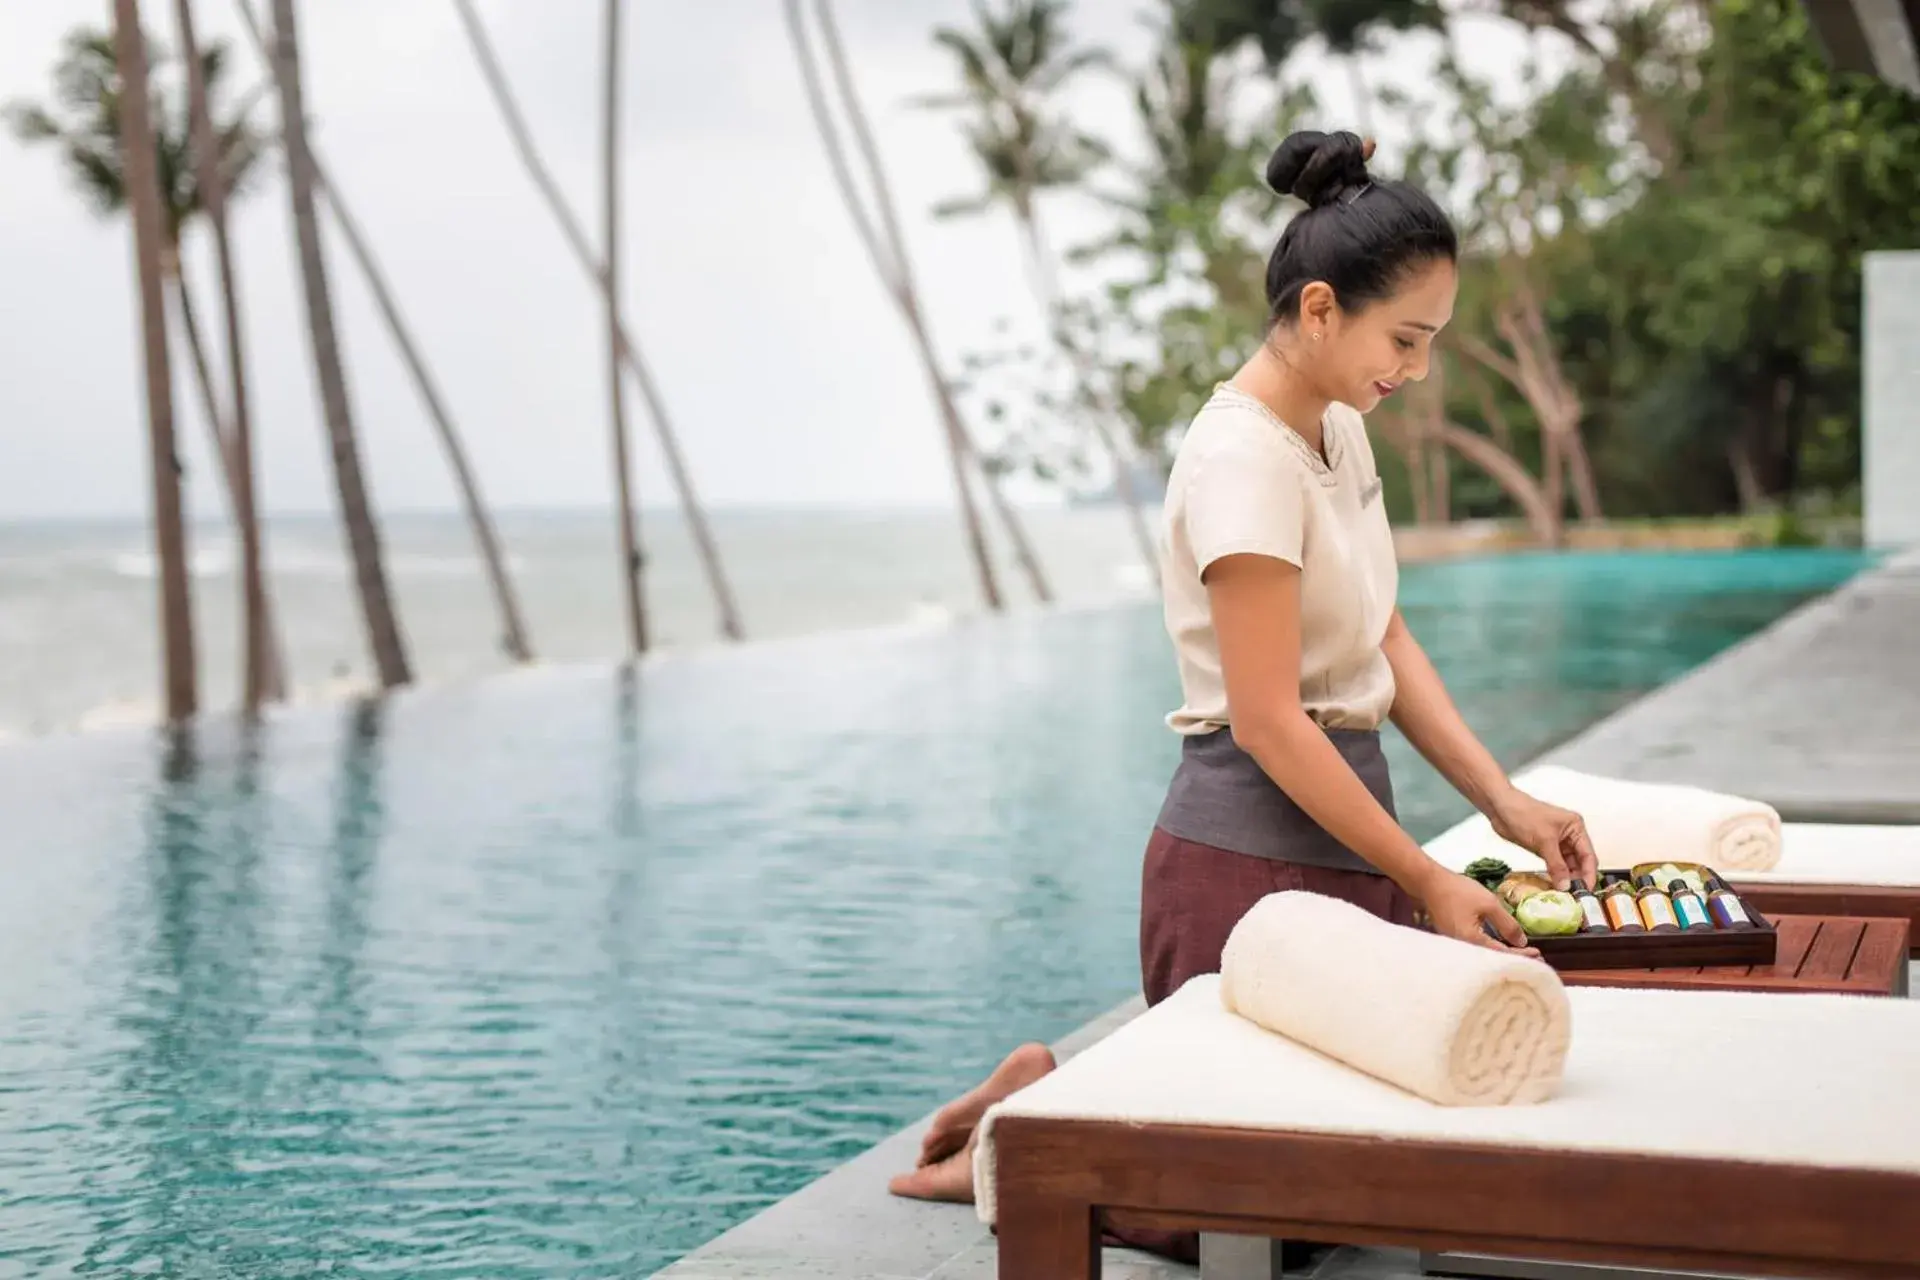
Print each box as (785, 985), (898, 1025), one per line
(0, 549), (1871, 1276)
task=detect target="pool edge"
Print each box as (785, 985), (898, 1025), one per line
(648, 550), (1920, 1279)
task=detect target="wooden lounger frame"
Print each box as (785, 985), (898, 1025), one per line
(991, 1117), (1920, 1279)
(1559, 914), (1910, 997)
(1733, 881), (1920, 957)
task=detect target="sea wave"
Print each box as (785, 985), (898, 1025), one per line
(110, 547), (234, 580)
(899, 600), (956, 632)
(105, 547), (526, 580)
(69, 671), (379, 736)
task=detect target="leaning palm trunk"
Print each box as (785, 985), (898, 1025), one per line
(602, 0), (648, 654)
(316, 184), (535, 663)
(268, 0), (411, 688)
(231, 0), (532, 666)
(814, 0), (1054, 606)
(166, 255), (288, 703)
(796, 0), (1058, 607)
(1017, 210), (1158, 585)
(113, 1), (197, 722)
(450, 0), (745, 641)
(175, 0), (282, 710)
(782, 0), (999, 610)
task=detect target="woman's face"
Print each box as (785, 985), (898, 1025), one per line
(1305, 258), (1458, 414)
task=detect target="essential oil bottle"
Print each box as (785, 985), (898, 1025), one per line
(1602, 875), (1645, 934)
(1569, 878), (1611, 933)
(1634, 874), (1681, 934)
(1668, 878), (1712, 931)
(1704, 871), (1757, 931)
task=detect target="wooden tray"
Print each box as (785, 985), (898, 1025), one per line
(1528, 875), (1778, 972)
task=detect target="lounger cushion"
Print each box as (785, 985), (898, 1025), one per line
(1428, 777), (1920, 887)
(973, 975), (1920, 1223)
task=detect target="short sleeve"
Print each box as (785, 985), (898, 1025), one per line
(1180, 429), (1308, 577)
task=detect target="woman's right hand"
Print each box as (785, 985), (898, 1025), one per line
(1421, 871), (1539, 957)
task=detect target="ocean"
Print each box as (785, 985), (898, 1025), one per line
(0, 506), (1155, 738)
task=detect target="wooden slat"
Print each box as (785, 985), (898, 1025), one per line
(1768, 915), (1820, 977)
(1695, 963), (1754, 979)
(1843, 919), (1912, 993)
(1801, 918), (1868, 984)
(1734, 882), (1920, 956)
(1557, 916), (1905, 996)
(995, 1117), (1920, 1279)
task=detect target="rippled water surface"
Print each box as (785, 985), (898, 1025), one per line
(0, 549), (1870, 1276)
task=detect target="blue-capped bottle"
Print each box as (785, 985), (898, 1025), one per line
(1668, 878), (1712, 931)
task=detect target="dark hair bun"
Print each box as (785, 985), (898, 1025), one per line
(1266, 130), (1372, 209)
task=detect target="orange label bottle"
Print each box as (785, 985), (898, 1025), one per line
(1602, 877), (1644, 933)
(1635, 875), (1681, 934)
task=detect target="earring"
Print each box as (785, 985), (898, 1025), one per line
(1312, 332), (1322, 342)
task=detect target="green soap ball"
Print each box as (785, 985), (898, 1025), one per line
(1517, 890), (1584, 937)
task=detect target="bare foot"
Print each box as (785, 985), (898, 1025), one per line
(915, 1042), (1056, 1169)
(888, 1140), (979, 1202)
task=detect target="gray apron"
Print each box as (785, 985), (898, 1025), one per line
(1154, 725), (1394, 875)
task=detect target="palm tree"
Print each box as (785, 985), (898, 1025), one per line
(1305, 0), (1440, 136)
(1180, 0), (1442, 136)
(917, 0), (1159, 584)
(602, 0), (647, 655)
(227, 0), (536, 667)
(109, 2), (197, 721)
(6, 26), (287, 704)
(172, 0), (272, 713)
(267, 0), (412, 688)
(449, 0), (746, 642)
(786, 0), (1055, 610)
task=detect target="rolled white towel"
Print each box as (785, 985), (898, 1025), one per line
(1518, 765), (1783, 873)
(1220, 891), (1570, 1107)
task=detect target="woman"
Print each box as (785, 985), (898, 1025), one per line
(889, 130), (1597, 1250)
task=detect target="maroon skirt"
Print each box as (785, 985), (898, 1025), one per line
(1139, 825), (1420, 1007)
(1103, 828), (1420, 1265)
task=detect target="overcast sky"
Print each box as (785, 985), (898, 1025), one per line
(0, 1), (1530, 519)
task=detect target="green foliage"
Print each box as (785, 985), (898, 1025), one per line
(1179, 0), (1442, 63)
(4, 26), (268, 253)
(915, 0), (1113, 224)
(1568, 0), (1920, 513)
(939, 0), (1916, 523)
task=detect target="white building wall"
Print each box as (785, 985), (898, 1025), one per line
(1865, 250), (1920, 548)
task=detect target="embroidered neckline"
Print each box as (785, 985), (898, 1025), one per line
(1211, 383), (1344, 485)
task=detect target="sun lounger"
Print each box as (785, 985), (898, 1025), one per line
(975, 975), (1920, 1279)
(1426, 796), (1920, 955)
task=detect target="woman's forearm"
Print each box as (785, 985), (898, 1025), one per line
(1381, 611), (1515, 818)
(1234, 712), (1446, 902)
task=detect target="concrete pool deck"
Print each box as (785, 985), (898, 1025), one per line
(1531, 544), (1920, 823)
(651, 548), (1920, 1280)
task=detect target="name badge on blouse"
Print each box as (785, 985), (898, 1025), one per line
(1360, 477), (1383, 508)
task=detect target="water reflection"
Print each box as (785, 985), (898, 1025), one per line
(320, 699), (382, 1053)
(92, 722), (270, 1274)
(614, 662), (642, 841)
(0, 549), (1874, 1276)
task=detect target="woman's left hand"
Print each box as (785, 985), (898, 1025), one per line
(1490, 789), (1597, 890)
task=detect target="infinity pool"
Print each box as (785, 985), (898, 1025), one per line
(0, 549), (1870, 1277)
